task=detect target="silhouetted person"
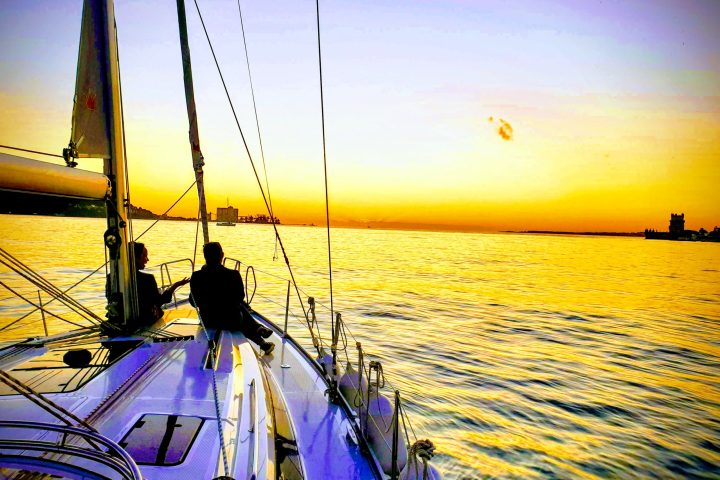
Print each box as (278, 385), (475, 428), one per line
(104, 242), (188, 335)
(131, 242), (189, 327)
(190, 242), (274, 354)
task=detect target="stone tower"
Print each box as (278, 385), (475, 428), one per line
(669, 213), (685, 239)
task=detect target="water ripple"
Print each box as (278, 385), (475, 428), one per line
(2, 217), (720, 478)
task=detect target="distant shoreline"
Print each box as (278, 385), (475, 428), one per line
(508, 230), (644, 237)
(0, 190), (201, 222)
(0, 212), (647, 237)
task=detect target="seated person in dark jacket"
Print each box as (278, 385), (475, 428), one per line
(105, 242), (188, 335)
(190, 242), (274, 354)
(131, 241), (189, 328)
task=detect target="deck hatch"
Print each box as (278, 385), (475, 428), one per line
(119, 414), (204, 466)
(0, 340), (142, 395)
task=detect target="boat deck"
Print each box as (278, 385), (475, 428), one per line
(0, 314), (378, 479)
(259, 318), (377, 479)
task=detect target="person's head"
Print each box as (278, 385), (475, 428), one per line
(130, 241), (148, 270)
(203, 242), (224, 265)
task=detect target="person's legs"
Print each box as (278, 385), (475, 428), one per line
(238, 307), (274, 354)
(238, 316), (263, 344)
(239, 304), (272, 339)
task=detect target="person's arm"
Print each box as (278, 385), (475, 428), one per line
(232, 270), (246, 304)
(159, 277), (189, 304)
(189, 273), (198, 307)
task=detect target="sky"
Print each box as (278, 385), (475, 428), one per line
(1, 0), (719, 232)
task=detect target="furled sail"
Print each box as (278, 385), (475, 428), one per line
(68, 0), (135, 325)
(70, 0), (111, 158)
(0, 153), (110, 199)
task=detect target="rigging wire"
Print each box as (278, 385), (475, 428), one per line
(0, 144), (63, 159)
(191, 0), (309, 327)
(0, 370), (97, 431)
(1, 181), (195, 336)
(194, 206), (201, 267)
(0, 248), (103, 324)
(235, 0), (279, 261)
(0, 262), (108, 332)
(0, 282), (89, 331)
(134, 179), (197, 241)
(315, 0), (336, 338)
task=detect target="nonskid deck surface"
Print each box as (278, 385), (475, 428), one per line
(257, 318), (378, 479)
(0, 315), (377, 479)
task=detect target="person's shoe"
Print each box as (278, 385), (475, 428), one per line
(261, 341), (275, 355)
(258, 326), (273, 339)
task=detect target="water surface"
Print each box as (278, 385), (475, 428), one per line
(1, 215), (719, 478)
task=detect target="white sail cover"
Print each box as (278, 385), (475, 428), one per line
(70, 0), (111, 158)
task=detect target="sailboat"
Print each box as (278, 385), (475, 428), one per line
(0, 1), (442, 479)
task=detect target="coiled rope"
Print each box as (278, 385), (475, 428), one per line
(408, 439), (437, 478)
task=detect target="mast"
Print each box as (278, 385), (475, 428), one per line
(176, 0), (210, 245)
(68, 0), (135, 325)
(104, 0), (136, 324)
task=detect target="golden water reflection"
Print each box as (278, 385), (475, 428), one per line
(1, 215), (719, 478)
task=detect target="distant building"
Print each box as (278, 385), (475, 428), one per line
(238, 214), (280, 224)
(645, 213), (718, 242)
(216, 206), (238, 224)
(710, 227), (720, 241)
(668, 213), (685, 239)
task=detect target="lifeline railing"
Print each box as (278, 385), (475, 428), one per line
(231, 262), (439, 479)
(0, 256), (194, 338)
(158, 258), (194, 307)
(0, 420), (143, 479)
(223, 256), (257, 304)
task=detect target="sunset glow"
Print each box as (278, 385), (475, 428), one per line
(1, 0), (718, 232)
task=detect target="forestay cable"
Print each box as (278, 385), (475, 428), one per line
(191, 0), (309, 325)
(315, 0), (336, 342)
(236, 0), (279, 261)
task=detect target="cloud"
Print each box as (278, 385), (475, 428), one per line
(497, 118), (513, 141)
(488, 116), (513, 141)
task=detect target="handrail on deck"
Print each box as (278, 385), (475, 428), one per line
(0, 420), (142, 479)
(222, 257), (257, 305)
(158, 258), (194, 308)
(223, 256), (242, 271)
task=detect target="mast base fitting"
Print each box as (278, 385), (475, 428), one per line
(104, 228), (120, 259)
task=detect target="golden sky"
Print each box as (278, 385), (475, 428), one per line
(1, 1), (719, 232)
